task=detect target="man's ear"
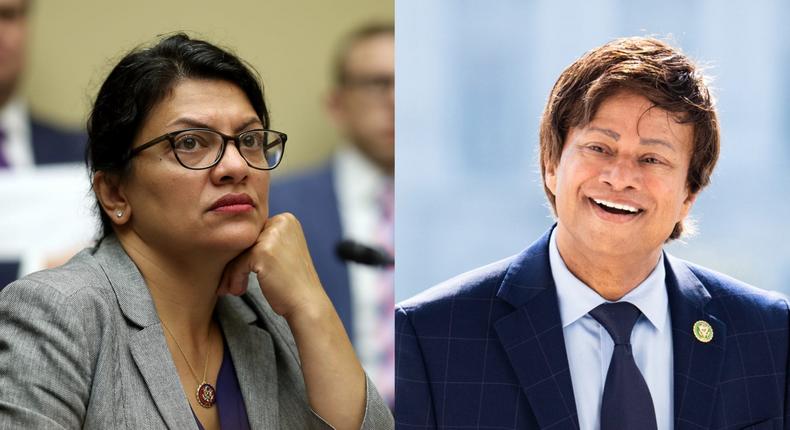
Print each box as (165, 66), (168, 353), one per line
(544, 161), (558, 196)
(93, 171), (130, 225)
(679, 188), (698, 221)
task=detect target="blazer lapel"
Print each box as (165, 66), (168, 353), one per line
(217, 295), (279, 429)
(665, 254), (727, 430)
(129, 326), (197, 429)
(493, 229), (579, 430)
(94, 236), (195, 429)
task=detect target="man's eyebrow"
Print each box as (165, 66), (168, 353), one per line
(588, 126), (677, 152)
(588, 126), (620, 140)
(640, 137), (676, 152)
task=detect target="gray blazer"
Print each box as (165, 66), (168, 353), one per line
(0, 236), (392, 429)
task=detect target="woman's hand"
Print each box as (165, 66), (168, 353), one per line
(217, 212), (327, 318)
(218, 212), (370, 429)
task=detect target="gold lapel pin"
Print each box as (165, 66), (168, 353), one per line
(693, 320), (714, 343)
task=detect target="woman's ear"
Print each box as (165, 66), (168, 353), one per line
(93, 171), (131, 225)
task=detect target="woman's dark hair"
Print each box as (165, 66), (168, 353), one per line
(87, 33), (269, 238)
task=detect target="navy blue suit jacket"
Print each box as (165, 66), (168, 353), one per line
(0, 117), (86, 289)
(268, 163), (354, 341)
(396, 228), (790, 429)
(30, 118), (86, 165)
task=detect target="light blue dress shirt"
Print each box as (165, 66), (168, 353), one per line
(549, 229), (674, 430)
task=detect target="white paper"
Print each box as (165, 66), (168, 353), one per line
(0, 163), (97, 274)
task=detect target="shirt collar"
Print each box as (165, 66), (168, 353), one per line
(0, 97), (33, 168)
(333, 143), (391, 204)
(549, 228), (669, 332)
(0, 97), (26, 124)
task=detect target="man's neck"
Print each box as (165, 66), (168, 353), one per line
(0, 84), (17, 110)
(555, 226), (662, 301)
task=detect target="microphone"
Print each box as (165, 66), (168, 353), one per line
(335, 239), (394, 268)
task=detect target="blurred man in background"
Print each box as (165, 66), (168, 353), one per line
(0, 0), (86, 287)
(269, 22), (394, 406)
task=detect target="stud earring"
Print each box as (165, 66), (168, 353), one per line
(115, 210), (124, 218)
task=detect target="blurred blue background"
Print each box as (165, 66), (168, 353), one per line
(395, 0), (790, 301)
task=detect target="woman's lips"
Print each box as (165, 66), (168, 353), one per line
(209, 193), (255, 212)
(212, 204), (254, 213)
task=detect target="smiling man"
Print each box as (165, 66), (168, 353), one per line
(395, 38), (790, 429)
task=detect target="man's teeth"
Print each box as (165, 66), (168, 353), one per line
(593, 198), (639, 213)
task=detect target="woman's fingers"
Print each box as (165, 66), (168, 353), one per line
(216, 213), (324, 312)
(217, 253), (250, 296)
(252, 213), (324, 316)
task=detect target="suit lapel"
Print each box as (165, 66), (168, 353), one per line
(487, 229), (728, 430)
(665, 254), (727, 430)
(216, 295), (280, 429)
(93, 236), (196, 428)
(493, 229), (580, 430)
(129, 326), (197, 429)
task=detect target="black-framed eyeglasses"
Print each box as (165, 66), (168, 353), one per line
(127, 128), (287, 170)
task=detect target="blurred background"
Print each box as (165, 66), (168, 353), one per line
(28, 0), (391, 171)
(0, 0), (391, 281)
(396, 0), (790, 301)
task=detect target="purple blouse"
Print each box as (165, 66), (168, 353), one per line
(194, 341), (250, 430)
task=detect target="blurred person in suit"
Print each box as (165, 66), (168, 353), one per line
(0, 33), (392, 429)
(0, 0), (86, 287)
(396, 37), (790, 429)
(269, 22), (395, 407)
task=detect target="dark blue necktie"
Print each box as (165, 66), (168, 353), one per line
(589, 302), (657, 430)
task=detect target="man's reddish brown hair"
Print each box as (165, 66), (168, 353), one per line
(539, 37), (720, 240)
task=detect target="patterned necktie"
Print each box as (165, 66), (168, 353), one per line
(589, 302), (658, 430)
(0, 127), (9, 168)
(374, 180), (395, 407)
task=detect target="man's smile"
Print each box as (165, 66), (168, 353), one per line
(590, 197), (644, 215)
(588, 196), (646, 222)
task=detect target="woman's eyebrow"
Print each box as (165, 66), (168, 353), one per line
(165, 117), (263, 132)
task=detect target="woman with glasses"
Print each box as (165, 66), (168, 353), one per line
(0, 34), (392, 430)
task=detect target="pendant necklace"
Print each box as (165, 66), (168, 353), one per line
(161, 321), (217, 408)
